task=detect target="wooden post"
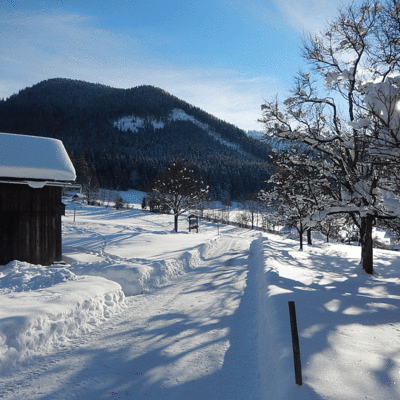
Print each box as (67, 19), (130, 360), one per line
(288, 301), (303, 385)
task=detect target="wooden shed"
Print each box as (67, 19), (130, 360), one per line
(0, 132), (76, 266)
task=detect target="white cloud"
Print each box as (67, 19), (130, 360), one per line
(220, 0), (351, 34)
(271, 0), (351, 33)
(164, 74), (280, 130)
(220, 0), (286, 31)
(94, 66), (281, 130)
(0, 9), (281, 131)
(0, 10), (146, 78)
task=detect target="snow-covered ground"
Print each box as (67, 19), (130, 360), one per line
(0, 191), (399, 399)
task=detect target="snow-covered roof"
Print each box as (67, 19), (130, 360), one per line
(0, 132), (76, 182)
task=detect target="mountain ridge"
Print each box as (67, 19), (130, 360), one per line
(0, 78), (272, 200)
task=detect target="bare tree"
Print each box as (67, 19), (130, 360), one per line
(260, 0), (400, 273)
(259, 149), (331, 250)
(148, 159), (209, 232)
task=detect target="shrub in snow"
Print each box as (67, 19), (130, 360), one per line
(115, 195), (128, 210)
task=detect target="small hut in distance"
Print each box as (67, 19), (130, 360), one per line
(0, 132), (76, 266)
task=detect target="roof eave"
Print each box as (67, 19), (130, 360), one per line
(0, 179), (81, 189)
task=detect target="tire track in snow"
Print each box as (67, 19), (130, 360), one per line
(0, 232), (262, 400)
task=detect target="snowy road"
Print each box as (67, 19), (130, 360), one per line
(0, 233), (262, 400)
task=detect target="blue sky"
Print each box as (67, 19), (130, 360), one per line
(1, 0), (350, 131)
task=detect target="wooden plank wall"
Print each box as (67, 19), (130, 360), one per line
(0, 183), (63, 266)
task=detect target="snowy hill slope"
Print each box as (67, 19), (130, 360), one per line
(114, 108), (249, 156)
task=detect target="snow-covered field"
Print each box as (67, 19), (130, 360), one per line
(0, 190), (399, 399)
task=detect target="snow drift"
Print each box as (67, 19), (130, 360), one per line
(0, 261), (124, 373)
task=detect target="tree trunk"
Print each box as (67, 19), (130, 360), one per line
(298, 222), (304, 251)
(326, 223), (330, 243)
(360, 215), (374, 274)
(299, 230), (304, 250)
(174, 213), (179, 232)
(307, 229), (312, 245)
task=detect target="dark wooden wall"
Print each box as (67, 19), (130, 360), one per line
(0, 183), (64, 266)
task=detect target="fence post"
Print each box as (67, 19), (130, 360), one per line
(288, 301), (303, 385)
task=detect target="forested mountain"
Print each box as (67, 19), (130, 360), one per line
(0, 78), (272, 200)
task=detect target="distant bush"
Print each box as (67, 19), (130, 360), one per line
(115, 196), (128, 210)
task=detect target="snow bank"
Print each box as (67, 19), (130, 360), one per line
(253, 235), (298, 399)
(62, 200), (224, 296)
(140, 236), (220, 290)
(67, 236), (221, 296)
(68, 257), (150, 296)
(0, 261), (124, 373)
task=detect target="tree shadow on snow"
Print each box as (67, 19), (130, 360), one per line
(7, 237), (265, 399)
(259, 234), (400, 399)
